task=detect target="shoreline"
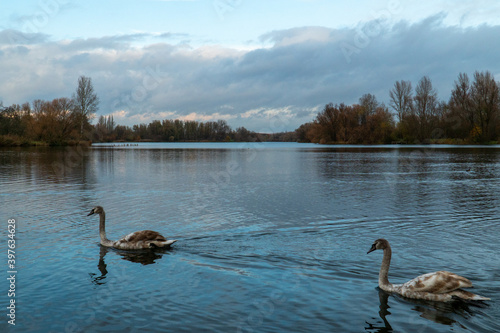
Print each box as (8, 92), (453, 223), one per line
(1, 135), (498, 148)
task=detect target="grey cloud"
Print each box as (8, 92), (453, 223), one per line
(344, 15), (500, 100)
(156, 32), (190, 40)
(259, 26), (338, 46)
(0, 29), (49, 45)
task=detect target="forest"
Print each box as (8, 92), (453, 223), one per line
(298, 71), (500, 144)
(1, 71), (499, 146)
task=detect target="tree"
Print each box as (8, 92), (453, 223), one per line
(358, 93), (378, 125)
(0, 105), (25, 136)
(414, 76), (438, 141)
(114, 125), (135, 141)
(366, 106), (394, 144)
(185, 120), (199, 141)
(95, 115), (116, 141)
(449, 73), (473, 139)
(470, 71), (499, 141)
(73, 76), (99, 139)
(315, 103), (339, 143)
(389, 80), (413, 123)
(235, 127), (252, 141)
(31, 98), (77, 144)
(214, 120), (230, 141)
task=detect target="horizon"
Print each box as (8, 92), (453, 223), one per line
(1, 0), (500, 132)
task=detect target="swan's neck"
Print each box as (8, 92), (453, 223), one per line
(99, 212), (114, 247)
(379, 246), (393, 290)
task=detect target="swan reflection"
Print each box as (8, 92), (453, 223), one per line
(366, 288), (489, 332)
(89, 245), (173, 285)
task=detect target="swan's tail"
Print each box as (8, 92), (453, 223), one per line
(450, 289), (490, 301)
(469, 294), (491, 301)
(149, 239), (177, 248)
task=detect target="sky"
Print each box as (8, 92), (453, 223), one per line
(1, 0), (500, 132)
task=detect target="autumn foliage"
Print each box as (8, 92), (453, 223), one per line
(299, 71), (500, 144)
(297, 97), (394, 144)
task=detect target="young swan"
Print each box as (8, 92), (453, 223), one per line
(367, 238), (490, 302)
(87, 206), (177, 250)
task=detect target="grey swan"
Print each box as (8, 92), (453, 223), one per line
(87, 206), (177, 250)
(367, 238), (489, 302)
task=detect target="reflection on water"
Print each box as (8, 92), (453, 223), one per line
(366, 289), (392, 333)
(1, 143), (500, 333)
(90, 246), (109, 285)
(91, 246), (173, 285)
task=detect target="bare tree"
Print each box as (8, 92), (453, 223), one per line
(414, 76), (438, 140)
(52, 97), (76, 141)
(449, 73), (473, 138)
(359, 93), (378, 125)
(389, 80), (413, 123)
(73, 76), (99, 139)
(470, 71), (499, 141)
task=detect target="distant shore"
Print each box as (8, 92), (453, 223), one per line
(3, 138), (499, 148)
(0, 135), (93, 147)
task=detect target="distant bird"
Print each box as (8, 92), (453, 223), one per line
(87, 206), (177, 250)
(367, 238), (490, 302)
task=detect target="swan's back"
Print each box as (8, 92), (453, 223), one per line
(387, 271), (489, 302)
(122, 230), (166, 243)
(402, 271), (473, 294)
(114, 230), (177, 250)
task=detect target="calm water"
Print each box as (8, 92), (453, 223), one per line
(1, 142), (499, 333)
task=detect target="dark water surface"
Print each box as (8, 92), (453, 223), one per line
(1, 142), (499, 332)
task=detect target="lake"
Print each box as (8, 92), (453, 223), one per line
(1, 142), (499, 332)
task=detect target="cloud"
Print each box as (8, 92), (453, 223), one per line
(1, 15), (500, 131)
(260, 26), (335, 47)
(59, 33), (152, 51)
(109, 109), (178, 124)
(0, 29), (49, 45)
(179, 112), (236, 122)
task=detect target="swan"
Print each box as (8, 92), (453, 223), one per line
(87, 206), (177, 250)
(367, 238), (490, 302)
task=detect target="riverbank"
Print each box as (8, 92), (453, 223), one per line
(2, 134), (498, 147)
(0, 135), (91, 147)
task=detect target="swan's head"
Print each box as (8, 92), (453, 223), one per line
(87, 206), (104, 216)
(367, 238), (390, 254)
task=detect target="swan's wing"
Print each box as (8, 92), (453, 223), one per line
(403, 271), (473, 294)
(121, 230), (167, 243)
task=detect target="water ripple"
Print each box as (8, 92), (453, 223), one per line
(2, 145), (500, 333)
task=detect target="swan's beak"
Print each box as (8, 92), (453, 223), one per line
(87, 210), (95, 216)
(367, 244), (376, 254)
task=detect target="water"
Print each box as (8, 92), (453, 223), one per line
(1, 142), (499, 332)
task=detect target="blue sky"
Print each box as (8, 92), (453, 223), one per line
(1, 0), (500, 131)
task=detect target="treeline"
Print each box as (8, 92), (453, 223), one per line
(94, 116), (296, 143)
(0, 98), (295, 146)
(0, 76), (99, 146)
(299, 71), (500, 144)
(0, 73), (295, 146)
(2, 70), (499, 146)
(296, 94), (394, 144)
